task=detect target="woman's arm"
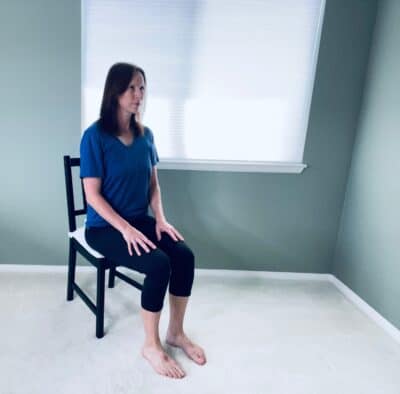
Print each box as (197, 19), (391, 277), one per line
(149, 167), (184, 242)
(149, 167), (166, 223)
(83, 177), (156, 256)
(84, 178), (129, 232)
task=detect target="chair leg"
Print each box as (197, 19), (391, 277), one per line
(96, 266), (106, 338)
(67, 240), (76, 301)
(108, 265), (116, 288)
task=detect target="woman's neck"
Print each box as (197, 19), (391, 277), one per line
(117, 110), (135, 134)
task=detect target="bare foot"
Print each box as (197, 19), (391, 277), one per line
(141, 344), (186, 379)
(166, 332), (207, 365)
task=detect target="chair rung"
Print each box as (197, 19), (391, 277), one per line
(73, 283), (97, 315)
(69, 157), (80, 166)
(114, 270), (143, 291)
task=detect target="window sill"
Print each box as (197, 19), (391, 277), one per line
(157, 159), (307, 174)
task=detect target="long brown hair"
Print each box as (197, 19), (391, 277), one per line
(98, 62), (146, 137)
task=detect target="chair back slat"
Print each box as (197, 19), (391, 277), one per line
(63, 156), (87, 232)
(81, 178), (88, 212)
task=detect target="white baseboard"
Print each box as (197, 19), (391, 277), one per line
(1, 264), (399, 344)
(195, 268), (332, 281)
(327, 274), (400, 344)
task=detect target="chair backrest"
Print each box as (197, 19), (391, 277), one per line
(63, 156), (87, 232)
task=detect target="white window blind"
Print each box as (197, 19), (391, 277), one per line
(82, 0), (326, 172)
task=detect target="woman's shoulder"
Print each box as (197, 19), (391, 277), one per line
(82, 120), (101, 138)
(143, 125), (155, 142)
(80, 121), (110, 155)
(82, 120), (111, 145)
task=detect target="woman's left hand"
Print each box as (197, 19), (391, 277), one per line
(155, 219), (184, 242)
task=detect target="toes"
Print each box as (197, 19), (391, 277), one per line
(165, 365), (176, 378)
(171, 364), (183, 379)
(196, 353), (204, 363)
(167, 367), (176, 378)
(172, 365), (185, 378)
(190, 348), (206, 364)
(162, 357), (178, 378)
(198, 350), (206, 363)
(169, 360), (185, 378)
(157, 366), (170, 378)
(146, 352), (182, 379)
(178, 366), (186, 378)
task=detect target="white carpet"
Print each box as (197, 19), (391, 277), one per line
(1, 267), (400, 394)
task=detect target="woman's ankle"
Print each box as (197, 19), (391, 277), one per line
(166, 327), (184, 338)
(143, 338), (162, 349)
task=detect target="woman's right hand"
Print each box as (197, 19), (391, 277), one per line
(121, 224), (157, 256)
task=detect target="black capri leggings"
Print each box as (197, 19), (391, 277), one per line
(85, 215), (195, 312)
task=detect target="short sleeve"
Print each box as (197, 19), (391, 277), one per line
(80, 127), (104, 178)
(145, 127), (160, 166)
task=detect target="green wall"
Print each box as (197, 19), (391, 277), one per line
(158, 0), (377, 272)
(0, 1), (81, 264)
(0, 0), (377, 273)
(333, 0), (400, 329)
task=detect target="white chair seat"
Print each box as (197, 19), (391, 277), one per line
(68, 226), (104, 259)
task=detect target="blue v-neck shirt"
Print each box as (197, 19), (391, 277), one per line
(80, 121), (159, 228)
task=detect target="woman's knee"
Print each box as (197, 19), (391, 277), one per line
(174, 243), (195, 271)
(141, 250), (171, 312)
(168, 244), (195, 297)
(147, 249), (172, 281)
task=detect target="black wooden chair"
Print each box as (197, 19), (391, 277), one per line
(63, 155), (143, 338)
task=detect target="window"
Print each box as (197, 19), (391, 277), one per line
(82, 0), (326, 173)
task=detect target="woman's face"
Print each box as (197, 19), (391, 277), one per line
(117, 72), (145, 115)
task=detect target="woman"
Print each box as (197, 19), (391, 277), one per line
(80, 62), (206, 379)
